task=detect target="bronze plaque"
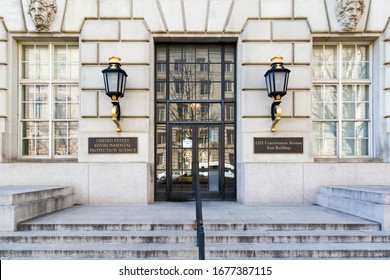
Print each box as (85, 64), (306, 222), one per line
(88, 137), (138, 154)
(254, 137), (304, 154)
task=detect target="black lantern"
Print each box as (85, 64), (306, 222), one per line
(264, 57), (290, 132)
(102, 56), (128, 132)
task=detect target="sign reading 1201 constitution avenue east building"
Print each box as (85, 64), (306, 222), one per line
(254, 138), (304, 154)
(88, 138), (138, 154)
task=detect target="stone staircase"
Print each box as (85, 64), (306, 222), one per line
(0, 185), (75, 231)
(317, 185), (390, 231)
(1, 186), (390, 259)
(1, 220), (390, 259)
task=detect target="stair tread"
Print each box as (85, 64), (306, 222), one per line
(2, 242), (390, 250)
(2, 229), (390, 237)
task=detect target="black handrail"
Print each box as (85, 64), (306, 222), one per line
(193, 160), (205, 260)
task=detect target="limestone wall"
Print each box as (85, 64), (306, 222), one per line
(0, 0), (389, 204)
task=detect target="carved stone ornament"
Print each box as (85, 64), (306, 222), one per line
(336, 0), (365, 31)
(27, 0), (57, 31)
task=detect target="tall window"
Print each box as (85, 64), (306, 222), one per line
(312, 43), (371, 157)
(20, 43), (79, 158)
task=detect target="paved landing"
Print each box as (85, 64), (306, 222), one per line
(19, 202), (379, 226)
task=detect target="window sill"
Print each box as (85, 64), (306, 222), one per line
(314, 158), (382, 163)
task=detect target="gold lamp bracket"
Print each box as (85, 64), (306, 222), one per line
(111, 96), (121, 133)
(271, 101), (282, 133)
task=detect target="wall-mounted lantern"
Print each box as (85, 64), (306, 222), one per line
(264, 56), (291, 132)
(102, 56), (128, 132)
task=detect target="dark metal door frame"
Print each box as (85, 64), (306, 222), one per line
(167, 123), (224, 201)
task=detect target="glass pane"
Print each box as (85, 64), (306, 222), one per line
(156, 45), (167, 62)
(209, 64), (221, 81)
(55, 139), (68, 155)
(70, 64), (79, 80)
(36, 139), (49, 155)
(196, 104), (208, 121)
(312, 85), (338, 120)
(156, 149), (166, 168)
(209, 46), (221, 63)
(22, 121), (35, 138)
(156, 81), (166, 100)
(156, 124), (166, 147)
(198, 127), (208, 148)
(209, 127), (219, 148)
(356, 139), (369, 156)
(343, 45), (369, 80)
(343, 103), (355, 119)
(54, 45), (67, 62)
(69, 45), (79, 62)
(23, 63), (35, 79)
(69, 86), (79, 102)
(36, 63), (49, 79)
(209, 83), (222, 100)
(225, 103), (234, 121)
(69, 139), (78, 156)
(170, 47), (182, 61)
(54, 122), (67, 137)
(342, 139), (355, 156)
(209, 103), (222, 121)
(196, 46), (208, 61)
(171, 127), (182, 148)
(313, 121), (337, 156)
(312, 45), (337, 80)
(225, 46), (235, 62)
(225, 125), (235, 147)
(183, 82), (196, 100)
(156, 104), (166, 122)
(356, 121), (369, 138)
(55, 85), (67, 101)
(23, 46), (35, 61)
(69, 122), (78, 138)
(342, 121), (355, 138)
(54, 62), (67, 80)
(169, 103), (193, 121)
(22, 139), (34, 156)
(224, 81), (234, 99)
(69, 103), (79, 119)
(55, 103), (67, 119)
(36, 45), (49, 62)
(183, 47), (195, 63)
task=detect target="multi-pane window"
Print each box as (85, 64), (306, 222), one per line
(312, 43), (371, 157)
(20, 43), (79, 158)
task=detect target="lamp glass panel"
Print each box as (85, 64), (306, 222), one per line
(106, 72), (119, 93)
(274, 72), (286, 92)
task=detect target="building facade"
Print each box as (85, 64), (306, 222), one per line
(0, 0), (390, 205)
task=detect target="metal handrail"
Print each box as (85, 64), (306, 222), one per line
(194, 160), (205, 260)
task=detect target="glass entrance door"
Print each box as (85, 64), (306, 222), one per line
(168, 125), (222, 200)
(154, 43), (236, 201)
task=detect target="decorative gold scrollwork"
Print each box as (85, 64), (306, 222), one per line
(111, 96), (121, 132)
(271, 102), (282, 133)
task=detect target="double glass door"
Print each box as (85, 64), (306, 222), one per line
(168, 124), (228, 200)
(154, 44), (236, 201)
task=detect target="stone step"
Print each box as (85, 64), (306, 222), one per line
(319, 186), (390, 204)
(317, 186), (390, 231)
(0, 186), (74, 206)
(0, 186), (76, 231)
(2, 242), (390, 259)
(17, 222), (380, 231)
(1, 230), (390, 244)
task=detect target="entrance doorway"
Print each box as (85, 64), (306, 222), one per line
(155, 44), (236, 201)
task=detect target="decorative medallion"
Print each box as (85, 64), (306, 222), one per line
(336, 0), (365, 31)
(27, 0), (57, 32)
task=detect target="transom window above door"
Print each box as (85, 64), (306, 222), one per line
(156, 45), (235, 103)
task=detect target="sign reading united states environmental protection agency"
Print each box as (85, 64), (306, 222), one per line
(254, 137), (304, 154)
(88, 137), (138, 154)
